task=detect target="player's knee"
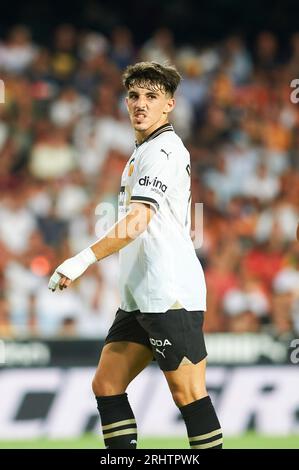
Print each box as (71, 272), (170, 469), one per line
(171, 390), (189, 407)
(92, 376), (99, 396)
(92, 375), (111, 396)
(170, 386), (208, 407)
(92, 375), (124, 397)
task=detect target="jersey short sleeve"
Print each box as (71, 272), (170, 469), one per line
(130, 144), (177, 211)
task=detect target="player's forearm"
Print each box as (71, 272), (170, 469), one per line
(89, 219), (138, 261)
(91, 203), (154, 261)
(48, 203), (154, 291)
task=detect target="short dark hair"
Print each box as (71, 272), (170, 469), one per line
(122, 61), (181, 97)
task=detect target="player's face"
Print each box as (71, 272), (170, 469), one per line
(126, 84), (175, 140)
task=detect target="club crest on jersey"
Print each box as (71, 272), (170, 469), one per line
(139, 176), (167, 192)
(128, 158), (135, 176)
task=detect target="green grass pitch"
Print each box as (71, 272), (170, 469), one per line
(0, 433), (298, 449)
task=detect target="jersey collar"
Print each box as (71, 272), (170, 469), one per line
(135, 123), (174, 148)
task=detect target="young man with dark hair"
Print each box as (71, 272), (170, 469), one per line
(49, 61), (223, 449)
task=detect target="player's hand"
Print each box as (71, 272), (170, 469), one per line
(48, 248), (97, 292)
(48, 258), (76, 292)
(48, 271), (72, 291)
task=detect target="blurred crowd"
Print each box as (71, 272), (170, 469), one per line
(0, 24), (299, 339)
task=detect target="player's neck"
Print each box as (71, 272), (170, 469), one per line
(135, 118), (169, 145)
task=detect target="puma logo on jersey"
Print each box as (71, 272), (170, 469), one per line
(160, 148), (172, 159)
(155, 348), (166, 358)
(139, 176), (167, 192)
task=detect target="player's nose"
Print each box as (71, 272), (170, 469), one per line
(135, 96), (147, 108)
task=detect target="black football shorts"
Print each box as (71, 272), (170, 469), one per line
(104, 308), (207, 371)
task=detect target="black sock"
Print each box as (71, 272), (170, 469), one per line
(179, 396), (223, 449)
(96, 393), (137, 449)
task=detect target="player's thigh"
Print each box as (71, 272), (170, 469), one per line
(163, 357), (208, 406)
(136, 309), (208, 405)
(136, 309), (207, 372)
(92, 341), (153, 395)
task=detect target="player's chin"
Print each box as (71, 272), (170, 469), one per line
(134, 123), (148, 131)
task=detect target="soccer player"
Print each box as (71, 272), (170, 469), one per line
(48, 62), (223, 450)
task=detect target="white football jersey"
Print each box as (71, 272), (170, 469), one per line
(118, 123), (206, 312)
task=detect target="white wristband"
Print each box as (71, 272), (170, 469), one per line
(57, 247), (97, 281)
(48, 247), (97, 291)
(77, 246), (98, 267)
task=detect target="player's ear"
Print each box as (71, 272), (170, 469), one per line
(125, 96), (129, 111)
(164, 97), (175, 114)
